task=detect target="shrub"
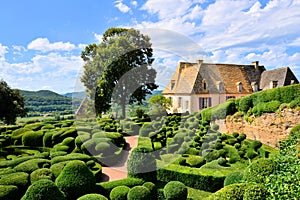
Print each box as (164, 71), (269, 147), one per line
(139, 123), (154, 137)
(24, 122), (45, 131)
(0, 185), (19, 200)
(50, 153), (91, 165)
(204, 150), (220, 162)
(239, 96), (253, 113)
(243, 158), (276, 183)
(11, 128), (32, 144)
(22, 130), (44, 147)
(21, 179), (65, 200)
(95, 142), (113, 156)
(224, 171), (244, 186)
(43, 131), (54, 147)
(251, 140), (262, 151)
(186, 156), (206, 168)
(98, 177), (144, 196)
(14, 159), (50, 173)
(55, 160), (96, 200)
(232, 132), (239, 138)
(143, 182), (156, 192)
(164, 181), (187, 200)
(252, 100), (281, 116)
(127, 147), (157, 182)
(127, 186), (151, 200)
(217, 157), (227, 167)
(243, 183), (267, 200)
(30, 168), (54, 183)
(206, 183), (248, 200)
(110, 186), (130, 200)
(77, 194), (108, 200)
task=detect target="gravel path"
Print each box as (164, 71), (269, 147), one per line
(100, 135), (139, 181)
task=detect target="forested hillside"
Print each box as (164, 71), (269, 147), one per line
(20, 90), (75, 116)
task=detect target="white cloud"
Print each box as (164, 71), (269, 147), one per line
(114, 0), (131, 13)
(94, 33), (103, 43)
(27, 38), (77, 52)
(0, 43), (8, 61)
(131, 1), (138, 8)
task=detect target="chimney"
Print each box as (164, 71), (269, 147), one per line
(252, 61), (259, 69)
(197, 60), (203, 65)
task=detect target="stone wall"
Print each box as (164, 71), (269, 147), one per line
(221, 108), (300, 148)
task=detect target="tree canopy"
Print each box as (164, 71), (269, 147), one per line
(0, 80), (27, 124)
(148, 94), (172, 116)
(81, 27), (158, 118)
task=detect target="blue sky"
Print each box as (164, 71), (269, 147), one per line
(0, 0), (300, 93)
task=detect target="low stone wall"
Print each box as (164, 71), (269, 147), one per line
(218, 109), (300, 148)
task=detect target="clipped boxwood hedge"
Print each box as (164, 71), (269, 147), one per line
(0, 185), (19, 200)
(110, 185), (130, 200)
(14, 159), (50, 173)
(21, 179), (65, 200)
(164, 181), (187, 200)
(97, 177), (145, 196)
(127, 186), (151, 200)
(50, 153), (91, 165)
(77, 194), (108, 200)
(30, 168), (54, 183)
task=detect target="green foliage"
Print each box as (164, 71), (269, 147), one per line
(55, 160), (96, 200)
(139, 123), (154, 137)
(243, 158), (276, 183)
(148, 94), (172, 115)
(224, 171), (244, 186)
(0, 185), (19, 200)
(217, 157), (228, 167)
(110, 186), (130, 200)
(0, 80), (27, 124)
(0, 172), (29, 195)
(22, 130), (44, 147)
(98, 177), (144, 196)
(14, 159), (50, 173)
(51, 153), (91, 165)
(127, 186), (151, 200)
(243, 184), (267, 200)
(77, 194), (108, 200)
(21, 179), (65, 200)
(30, 168), (54, 183)
(186, 156), (206, 168)
(164, 181), (188, 200)
(127, 147), (157, 181)
(206, 183), (248, 200)
(238, 96), (253, 113)
(252, 100), (281, 116)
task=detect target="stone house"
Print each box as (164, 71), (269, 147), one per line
(163, 60), (299, 114)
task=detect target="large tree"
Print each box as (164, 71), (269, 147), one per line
(0, 80), (27, 124)
(81, 28), (158, 118)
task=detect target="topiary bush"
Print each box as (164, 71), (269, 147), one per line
(14, 159), (50, 173)
(21, 179), (65, 200)
(109, 185), (130, 200)
(0, 185), (19, 200)
(206, 183), (248, 200)
(22, 130), (44, 147)
(223, 171), (244, 186)
(238, 96), (253, 113)
(243, 183), (267, 200)
(164, 181), (187, 200)
(55, 160), (96, 200)
(30, 168), (54, 183)
(127, 186), (151, 200)
(77, 193), (108, 200)
(127, 147), (157, 182)
(243, 158), (276, 184)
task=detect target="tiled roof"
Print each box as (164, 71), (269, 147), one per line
(259, 67), (299, 90)
(163, 61), (264, 94)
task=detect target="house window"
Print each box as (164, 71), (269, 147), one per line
(217, 81), (223, 92)
(237, 82), (242, 93)
(251, 82), (258, 92)
(270, 81), (278, 88)
(185, 101), (189, 110)
(171, 80), (175, 90)
(291, 80), (295, 85)
(199, 97), (212, 110)
(178, 97), (182, 108)
(202, 79), (207, 91)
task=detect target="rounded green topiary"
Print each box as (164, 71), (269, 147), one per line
(243, 158), (276, 183)
(206, 183), (248, 200)
(224, 171), (244, 186)
(243, 183), (267, 200)
(164, 181), (187, 200)
(110, 185), (130, 200)
(0, 185), (19, 200)
(30, 168), (54, 183)
(55, 160), (96, 200)
(77, 193), (108, 200)
(95, 142), (112, 155)
(143, 182), (156, 192)
(21, 179), (65, 200)
(127, 186), (151, 200)
(22, 130), (44, 147)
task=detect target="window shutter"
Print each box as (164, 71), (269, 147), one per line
(208, 97), (212, 107)
(199, 98), (203, 110)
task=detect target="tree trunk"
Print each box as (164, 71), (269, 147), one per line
(121, 98), (126, 119)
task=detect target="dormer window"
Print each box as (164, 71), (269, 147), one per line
(171, 80), (175, 90)
(251, 82), (258, 92)
(237, 82), (242, 93)
(217, 81), (223, 92)
(270, 81), (278, 89)
(202, 79), (207, 91)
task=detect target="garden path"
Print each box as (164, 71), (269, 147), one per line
(100, 135), (139, 181)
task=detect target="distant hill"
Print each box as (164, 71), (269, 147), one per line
(20, 90), (74, 116)
(62, 91), (86, 99)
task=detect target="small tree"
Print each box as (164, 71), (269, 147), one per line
(148, 94), (172, 116)
(0, 80), (27, 124)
